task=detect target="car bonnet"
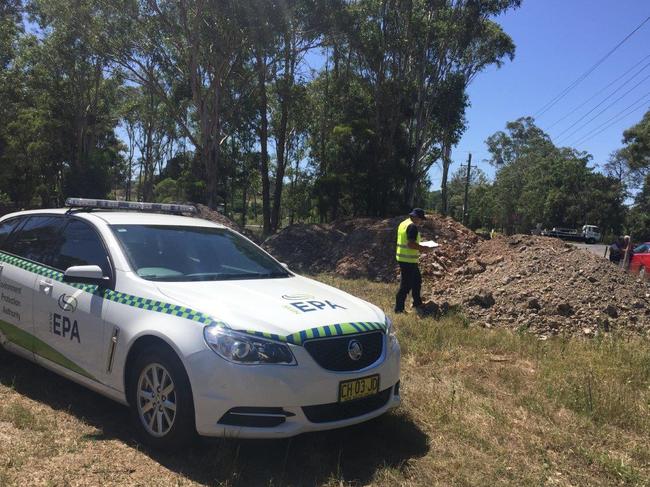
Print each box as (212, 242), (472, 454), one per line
(154, 274), (387, 342)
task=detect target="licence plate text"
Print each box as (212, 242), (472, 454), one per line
(339, 374), (380, 402)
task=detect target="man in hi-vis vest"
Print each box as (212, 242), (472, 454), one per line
(395, 208), (429, 314)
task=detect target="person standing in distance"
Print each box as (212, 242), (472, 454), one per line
(395, 208), (430, 314)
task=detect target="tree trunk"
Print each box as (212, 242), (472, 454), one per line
(317, 48), (330, 224)
(440, 141), (452, 216)
(241, 183), (247, 228)
(256, 52), (271, 236)
(404, 173), (417, 209)
(204, 145), (219, 208)
(289, 166), (297, 226)
(271, 34), (294, 233)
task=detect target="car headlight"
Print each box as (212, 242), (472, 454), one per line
(385, 314), (398, 351)
(203, 325), (296, 365)
(385, 315), (394, 336)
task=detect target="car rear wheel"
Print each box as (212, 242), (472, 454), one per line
(128, 346), (196, 449)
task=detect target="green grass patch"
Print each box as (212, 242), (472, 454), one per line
(0, 274), (648, 486)
(0, 402), (49, 431)
(317, 274), (650, 485)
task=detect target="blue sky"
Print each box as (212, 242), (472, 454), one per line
(435, 0), (650, 187)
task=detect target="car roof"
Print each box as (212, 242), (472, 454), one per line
(1, 208), (226, 228)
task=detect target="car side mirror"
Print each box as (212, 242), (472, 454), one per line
(63, 265), (109, 285)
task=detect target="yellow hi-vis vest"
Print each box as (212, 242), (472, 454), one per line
(396, 218), (420, 263)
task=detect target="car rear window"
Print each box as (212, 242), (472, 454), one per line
(5, 216), (67, 266)
(0, 218), (23, 250)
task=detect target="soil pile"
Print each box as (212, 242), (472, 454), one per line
(193, 204), (256, 239)
(262, 215), (479, 281)
(431, 235), (650, 337)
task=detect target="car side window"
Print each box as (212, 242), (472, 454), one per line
(0, 218), (23, 250)
(55, 219), (111, 276)
(5, 216), (67, 266)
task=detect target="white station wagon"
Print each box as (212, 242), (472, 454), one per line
(0, 199), (401, 448)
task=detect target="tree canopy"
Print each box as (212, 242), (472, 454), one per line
(1, 1), (646, 242)
(0, 0), (521, 233)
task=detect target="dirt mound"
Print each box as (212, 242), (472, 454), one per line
(262, 215), (479, 281)
(193, 203), (259, 240)
(430, 235), (650, 337)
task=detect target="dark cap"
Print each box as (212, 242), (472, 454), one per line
(409, 208), (426, 219)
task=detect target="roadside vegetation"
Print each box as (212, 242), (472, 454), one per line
(1, 275), (648, 486)
(1, 2), (649, 242)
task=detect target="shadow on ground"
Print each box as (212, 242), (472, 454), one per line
(0, 350), (429, 486)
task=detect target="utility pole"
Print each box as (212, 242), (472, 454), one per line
(462, 153), (472, 225)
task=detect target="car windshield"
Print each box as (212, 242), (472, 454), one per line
(633, 244), (649, 253)
(110, 224), (291, 281)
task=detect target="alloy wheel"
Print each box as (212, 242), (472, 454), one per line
(136, 363), (177, 437)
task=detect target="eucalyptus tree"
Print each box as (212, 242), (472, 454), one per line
(124, 82), (177, 201)
(620, 110), (650, 175)
(99, 0), (251, 208)
(0, 0), (122, 205)
(486, 118), (625, 234)
(0, 0), (23, 201)
(308, 0), (519, 218)
(615, 110), (650, 240)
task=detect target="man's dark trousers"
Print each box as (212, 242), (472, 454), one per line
(395, 262), (423, 312)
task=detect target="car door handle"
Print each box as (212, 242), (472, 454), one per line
(38, 279), (53, 295)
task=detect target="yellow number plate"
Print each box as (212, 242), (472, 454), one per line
(338, 374), (380, 403)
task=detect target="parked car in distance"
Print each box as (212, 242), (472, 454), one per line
(630, 242), (650, 280)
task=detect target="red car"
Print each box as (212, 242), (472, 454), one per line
(630, 242), (650, 280)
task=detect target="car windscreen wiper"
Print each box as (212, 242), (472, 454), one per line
(215, 272), (290, 280)
(145, 271), (291, 281)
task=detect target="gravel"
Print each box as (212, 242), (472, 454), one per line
(430, 235), (650, 338)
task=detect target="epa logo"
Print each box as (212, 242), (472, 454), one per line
(50, 313), (81, 343)
(289, 300), (347, 313)
(57, 294), (78, 313)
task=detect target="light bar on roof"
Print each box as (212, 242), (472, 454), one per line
(65, 198), (197, 215)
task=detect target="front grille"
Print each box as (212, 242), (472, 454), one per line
(302, 387), (392, 423)
(304, 331), (384, 371)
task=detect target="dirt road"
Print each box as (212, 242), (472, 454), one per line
(569, 242), (608, 257)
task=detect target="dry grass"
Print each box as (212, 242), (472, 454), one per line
(1, 275), (649, 486)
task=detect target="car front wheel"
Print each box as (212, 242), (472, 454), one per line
(128, 346), (196, 449)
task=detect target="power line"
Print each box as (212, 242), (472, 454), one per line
(546, 52), (650, 131)
(572, 92), (650, 147)
(534, 15), (650, 119)
(555, 71), (650, 144)
(575, 105), (648, 149)
(572, 94), (649, 147)
(552, 63), (650, 142)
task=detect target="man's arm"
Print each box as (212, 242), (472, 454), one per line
(406, 241), (430, 251)
(406, 224), (429, 252)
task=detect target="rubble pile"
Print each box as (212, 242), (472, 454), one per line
(194, 204), (254, 239)
(263, 215), (479, 282)
(430, 235), (650, 337)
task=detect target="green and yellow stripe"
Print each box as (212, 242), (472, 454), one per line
(241, 321), (386, 345)
(0, 251), (386, 347)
